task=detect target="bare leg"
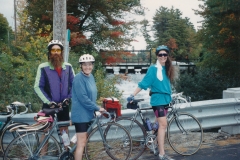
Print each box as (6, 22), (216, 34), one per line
(74, 132), (87, 160)
(157, 116), (168, 156)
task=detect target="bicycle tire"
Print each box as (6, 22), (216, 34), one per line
(3, 131), (62, 159)
(85, 122), (132, 160)
(167, 112), (203, 155)
(0, 122), (28, 152)
(115, 116), (147, 160)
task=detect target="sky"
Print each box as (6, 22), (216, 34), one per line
(0, 0), (203, 50)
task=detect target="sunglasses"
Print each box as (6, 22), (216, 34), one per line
(157, 53), (168, 57)
(51, 49), (62, 53)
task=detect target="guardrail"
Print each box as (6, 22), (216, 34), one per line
(1, 98), (240, 136)
(120, 97), (240, 133)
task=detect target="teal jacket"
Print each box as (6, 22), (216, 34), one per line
(138, 65), (172, 106)
(71, 72), (100, 123)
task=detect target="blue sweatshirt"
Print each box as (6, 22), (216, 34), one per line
(71, 71), (100, 123)
(138, 65), (172, 106)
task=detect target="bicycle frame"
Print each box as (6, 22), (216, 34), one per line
(68, 115), (112, 154)
(25, 113), (111, 159)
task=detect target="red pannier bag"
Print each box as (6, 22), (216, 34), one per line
(103, 97), (122, 117)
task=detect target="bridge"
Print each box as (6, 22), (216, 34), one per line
(100, 49), (197, 74)
(104, 59), (196, 74)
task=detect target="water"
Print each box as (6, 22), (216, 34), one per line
(112, 74), (151, 109)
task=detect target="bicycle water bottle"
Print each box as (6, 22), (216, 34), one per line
(61, 130), (70, 146)
(145, 118), (152, 131)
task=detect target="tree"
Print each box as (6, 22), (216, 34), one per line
(194, 0), (240, 82)
(147, 7), (197, 60)
(25, 0), (145, 50)
(0, 14), (9, 43)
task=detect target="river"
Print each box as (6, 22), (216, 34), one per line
(112, 74), (151, 109)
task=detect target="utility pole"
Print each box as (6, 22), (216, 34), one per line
(52, 0), (70, 62)
(53, 0), (67, 61)
(14, 0), (17, 42)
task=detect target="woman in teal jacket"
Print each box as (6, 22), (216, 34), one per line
(127, 45), (175, 160)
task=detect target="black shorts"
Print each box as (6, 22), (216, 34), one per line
(57, 106), (70, 121)
(74, 122), (92, 133)
(152, 105), (169, 118)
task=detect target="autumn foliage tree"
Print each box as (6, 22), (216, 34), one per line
(141, 7), (198, 60)
(174, 0), (240, 101)
(196, 0), (240, 75)
(25, 0), (144, 50)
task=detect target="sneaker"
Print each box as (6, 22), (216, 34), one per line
(159, 154), (175, 160)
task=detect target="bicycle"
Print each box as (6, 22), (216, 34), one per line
(3, 107), (132, 160)
(0, 101), (31, 152)
(115, 92), (203, 160)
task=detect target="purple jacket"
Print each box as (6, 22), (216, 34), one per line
(34, 62), (75, 105)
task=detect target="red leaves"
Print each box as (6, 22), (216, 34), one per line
(110, 31), (124, 38)
(67, 15), (80, 31)
(100, 51), (133, 65)
(166, 38), (178, 52)
(41, 15), (50, 21)
(111, 20), (125, 26)
(69, 32), (92, 47)
(67, 15), (80, 25)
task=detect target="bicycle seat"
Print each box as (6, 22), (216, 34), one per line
(41, 108), (63, 116)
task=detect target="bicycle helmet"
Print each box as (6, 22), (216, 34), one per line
(47, 40), (64, 50)
(155, 45), (169, 54)
(79, 54), (95, 63)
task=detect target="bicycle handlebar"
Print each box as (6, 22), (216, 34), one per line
(132, 99), (144, 103)
(98, 111), (112, 124)
(0, 101), (31, 118)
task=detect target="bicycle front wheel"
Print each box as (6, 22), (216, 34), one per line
(115, 117), (147, 160)
(3, 131), (62, 159)
(85, 122), (132, 160)
(167, 112), (203, 155)
(0, 122), (28, 152)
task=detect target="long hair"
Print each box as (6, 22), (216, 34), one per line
(165, 57), (175, 82)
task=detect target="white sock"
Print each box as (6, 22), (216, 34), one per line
(159, 154), (164, 157)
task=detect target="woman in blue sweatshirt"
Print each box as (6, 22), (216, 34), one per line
(71, 54), (105, 160)
(127, 45), (175, 160)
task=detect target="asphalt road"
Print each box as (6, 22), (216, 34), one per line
(0, 132), (239, 160)
(138, 132), (240, 160)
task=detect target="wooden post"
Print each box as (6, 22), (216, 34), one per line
(53, 0), (67, 60)
(14, 0), (17, 42)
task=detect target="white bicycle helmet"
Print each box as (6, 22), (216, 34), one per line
(47, 40), (64, 50)
(79, 54), (95, 63)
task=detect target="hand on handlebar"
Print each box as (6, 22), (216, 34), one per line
(49, 101), (58, 108)
(99, 108), (106, 113)
(62, 98), (71, 107)
(127, 94), (134, 103)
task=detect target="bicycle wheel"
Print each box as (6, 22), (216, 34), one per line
(167, 112), (203, 155)
(3, 131), (62, 159)
(85, 122), (132, 160)
(0, 122), (28, 152)
(115, 117), (147, 160)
